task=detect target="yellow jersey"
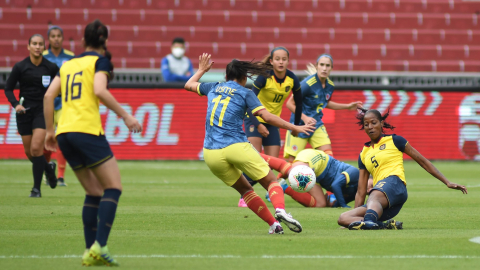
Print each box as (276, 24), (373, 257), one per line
(251, 69), (300, 123)
(56, 51), (111, 136)
(358, 135), (408, 186)
(294, 149), (330, 178)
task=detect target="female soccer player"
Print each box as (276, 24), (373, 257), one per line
(283, 54), (362, 161)
(44, 20), (142, 266)
(337, 109), (468, 230)
(4, 34), (59, 197)
(43, 25), (75, 186)
(184, 53), (315, 234)
(259, 150), (363, 208)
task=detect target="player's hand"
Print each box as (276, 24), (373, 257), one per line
(15, 104), (26, 114)
(123, 115), (143, 133)
(198, 53), (214, 72)
(257, 124), (269, 137)
(302, 116), (317, 125)
(447, 182), (468, 194)
(292, 122), (315, 136)
(348, 101), (363, 110)
(44, 131), (57, 152)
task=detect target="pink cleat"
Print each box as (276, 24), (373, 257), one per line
(238, 198), (248, 207)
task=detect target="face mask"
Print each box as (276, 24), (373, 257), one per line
(172, 47), (185, 58)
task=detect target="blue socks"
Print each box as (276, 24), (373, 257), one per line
(96, 189), (122, 247)
(83, 195), (101, 248)
(364, 209), (379, 223)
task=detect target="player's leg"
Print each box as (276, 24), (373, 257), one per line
(312, 125), (333, 156)
(283, 130), (308, 163)
(337, 206), (367, 227)
(54, 109), (67, 186)
(31, 128), (57, 190)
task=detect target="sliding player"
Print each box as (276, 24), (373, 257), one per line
(184, 53), (315, 234)
(338, 109), (467, 230)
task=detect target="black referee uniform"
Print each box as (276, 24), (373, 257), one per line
(4, 56), (59, 197)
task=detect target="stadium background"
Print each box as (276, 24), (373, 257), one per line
(0, 0), (479, 161)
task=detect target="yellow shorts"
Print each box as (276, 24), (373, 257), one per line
(284, 125), (331, 158)
(203, 142), (270, 186)
(54, 109), (62, 126)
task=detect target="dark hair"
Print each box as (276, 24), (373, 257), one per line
(261, 46), (289, 67)
(28, 34), (45, 45)
(84, 19), (108, 49)
(356, 108), (395, 131)
(104, 50), (114, 81)
(225, 59), (272, 81)
(172, 37), (185, 45)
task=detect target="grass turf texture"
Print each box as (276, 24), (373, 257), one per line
(0, 160), (479, 270)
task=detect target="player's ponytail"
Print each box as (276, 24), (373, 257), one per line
(84, 19), (108, 49)
(225, 59), (272, 81)
(356, 108), (395, 131)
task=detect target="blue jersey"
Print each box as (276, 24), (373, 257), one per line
(197, 81), (265, 149)
(43, 48), (75, 110)
(289, 74), (335, 138)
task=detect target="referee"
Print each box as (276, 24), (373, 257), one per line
(4, 34), (59, 197)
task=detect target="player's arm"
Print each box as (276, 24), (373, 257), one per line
(291, 74), (303, 125)
(326, 100), (363, 110)
(44, 75), (61, 151)
(354, 154), (370, 208)
(184, 53), (214, 93)
(286, 90), (315, 125)
(404, 143), (467, 194)
(4, 64), (23, 110)
(246, 86), (262, 127)
(330, 178), (349, 208)
(256, 108), (314, 136)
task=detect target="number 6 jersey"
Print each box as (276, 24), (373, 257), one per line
(197, 81), (265, 149)
(56, 51), (111, 136)
(358, 134), (408, 186)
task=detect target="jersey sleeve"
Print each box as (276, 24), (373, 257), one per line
(252, 75), (267, 91)
(245, 90), (265, 115)
(197, 82), (218, 96)
(95, 57), (111, 79)
(392, 135), (408, 152)
(289, 70), (301, 91)
(358, 153), (367, 170)
(4, 63), (21, 108)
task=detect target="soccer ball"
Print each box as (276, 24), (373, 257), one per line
(287, 165), (316, 193)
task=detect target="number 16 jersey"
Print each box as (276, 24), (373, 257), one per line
(197, 81), (265, 149)
(56, 51), (111, 136)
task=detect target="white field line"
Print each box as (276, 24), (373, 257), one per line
(1, 254), (479, 259)
(470, 237), (480, 244)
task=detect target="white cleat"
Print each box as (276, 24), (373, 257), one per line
(274, 209), (302, 233)
(268, 222), (284, 234)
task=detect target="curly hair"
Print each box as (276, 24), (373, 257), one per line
(356, 108), (395, 131)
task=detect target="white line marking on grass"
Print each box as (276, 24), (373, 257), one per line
(466, 184), (480, 188)
(470, 237), (480, 244)
(1, 255), (479, 259)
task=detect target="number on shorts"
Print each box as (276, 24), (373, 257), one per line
(210, 95), (231, 127)
(273, 94), (284, 103)
(64, 71), (83, 102)
(371, 156), (379, 168)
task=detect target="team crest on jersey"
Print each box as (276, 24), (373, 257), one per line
(379, 144), (386, 150)
(249, 125), (255, 132)
(285, 86), (290, 92)
(292, 145), (298, 151)
(325, 93), (331, 100)
(42, 76), (51, 87)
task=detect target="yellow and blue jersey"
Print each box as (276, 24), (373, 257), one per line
(358, 134), (408, 186)
(290, 74), (335, 138)
(197, 81), (265, 149)
(43, 48), (75, 110)
(56, 51), (111, 136)
(252, 69), (300, 123)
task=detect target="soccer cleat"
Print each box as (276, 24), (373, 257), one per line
(348, 221), (380, 230)
(278, 178), (289, 192)
(268, 222), (284, 234)
(57, 177), (67, 187)
(238, 198), (247, 208)
(265, 192), (271, 202)
(81, 249), (103, 266)
(385, 219), (403, 230)
(88, 241), (119, 267)
(29, 188), (41, 198)
(274, 209), (302, 233)
(45, 162), (57, 189)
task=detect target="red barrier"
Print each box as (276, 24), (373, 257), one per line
(1, 89), (479, 160)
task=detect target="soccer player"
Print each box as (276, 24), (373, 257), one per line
(239, 46), (303, 207)
(283, 54), (362, 161)
(44, 20), (142, 266)
(184, 53), (315, 234)
(4, 34), (59, 197)
(43, 25), (75, 186)
(259, 150), (362, 208)
(338, 109), (468, 230)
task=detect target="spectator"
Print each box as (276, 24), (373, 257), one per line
(161, 37), (193, 82)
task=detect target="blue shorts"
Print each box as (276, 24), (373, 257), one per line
(244, 117), (280, 146)
(57, 132), (114, 170)
(365, 175), (408, 221)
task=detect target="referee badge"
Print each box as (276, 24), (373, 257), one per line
(42, 76), (51, 87)
(379, 144), (386, 150)
(285, 86), (291, 92)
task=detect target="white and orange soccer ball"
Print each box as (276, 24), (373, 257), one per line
(287, 165), (316, 193)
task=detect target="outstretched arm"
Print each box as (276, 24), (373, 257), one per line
(256, 109), (315, 136)
(404, 143), (467, 194)
(330, 178), (349, 208)
(326, 100), (363, 110)
(354, 169), (370, 208)
(184, 53), (214, 93)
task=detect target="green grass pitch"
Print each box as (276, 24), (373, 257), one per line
(0, 160), (479, 269)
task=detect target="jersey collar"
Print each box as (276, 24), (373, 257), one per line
(364, 134), (385, 148)
(79, 51), (103, 57)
